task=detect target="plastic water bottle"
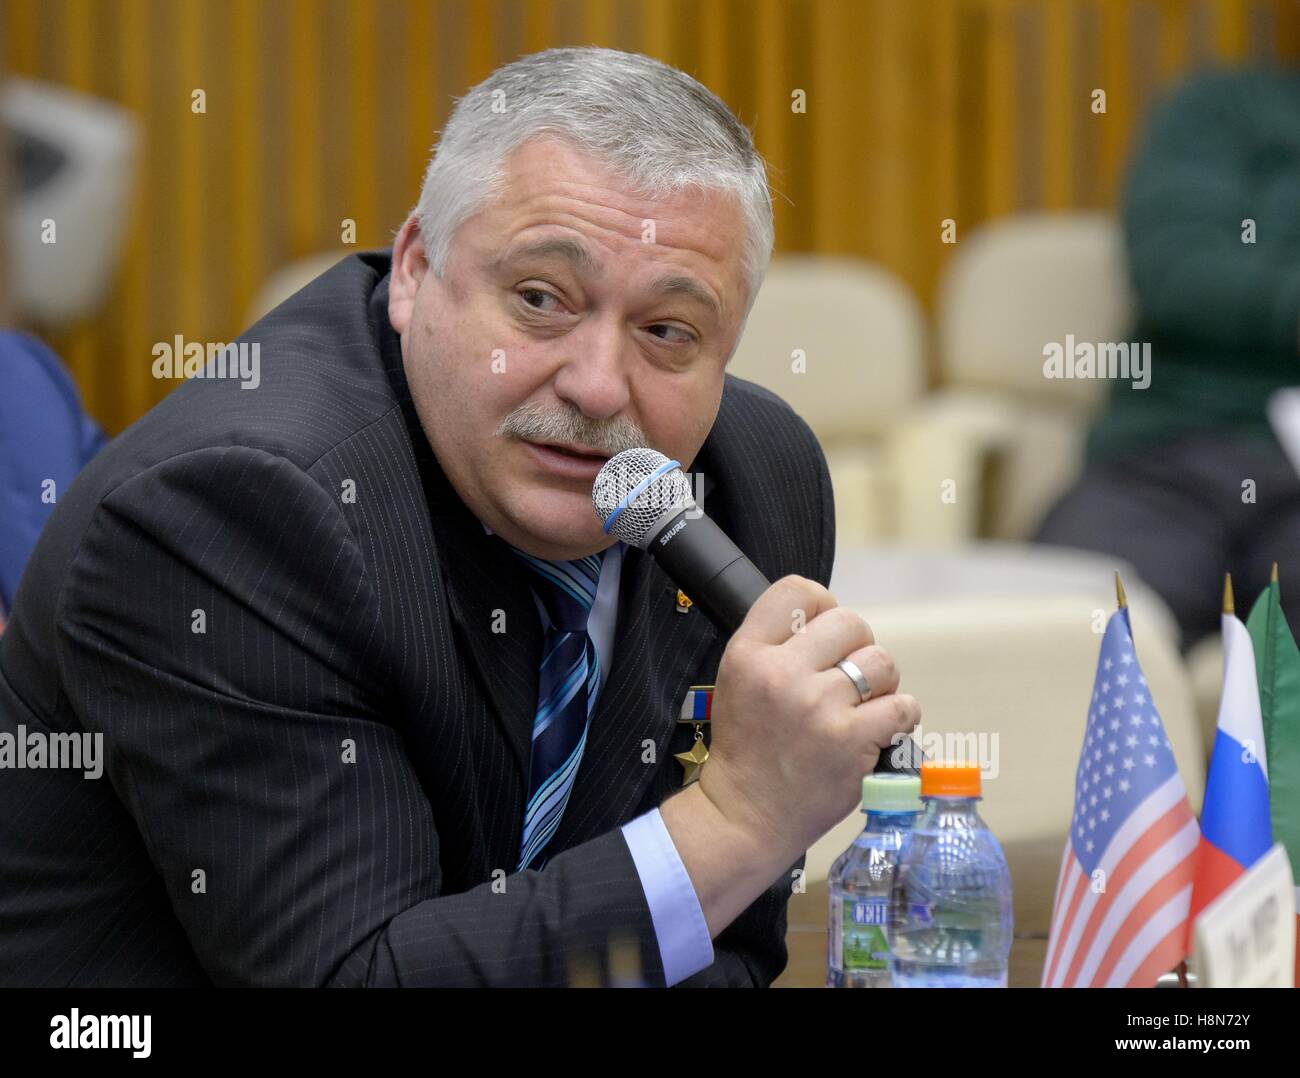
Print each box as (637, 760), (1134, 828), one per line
(827, 774), (922, 987)
(890, 762), (1013, 988)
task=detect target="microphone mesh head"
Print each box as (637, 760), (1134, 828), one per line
(592, 448), (695, 548)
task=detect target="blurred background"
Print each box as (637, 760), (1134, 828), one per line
(4, 0), (1299, 985)
(4, 0), (1295, 431)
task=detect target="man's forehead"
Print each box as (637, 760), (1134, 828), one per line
(479, 139), (748, 300)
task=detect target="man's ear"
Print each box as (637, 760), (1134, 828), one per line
(388, 216), (429, 335)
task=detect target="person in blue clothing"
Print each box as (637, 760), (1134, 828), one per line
(0, 329), (107, 622)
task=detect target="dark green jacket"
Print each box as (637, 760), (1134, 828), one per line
(1088, 68), (1300, 461)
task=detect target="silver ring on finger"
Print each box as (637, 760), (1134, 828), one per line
(835, 658), (872, 705)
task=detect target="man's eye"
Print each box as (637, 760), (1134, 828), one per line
(518, 288), (562, 312)
(647, 324), (694, 345)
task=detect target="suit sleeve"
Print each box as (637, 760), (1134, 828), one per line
(55, 444), (668, 986)
(670, 850), (806, 987)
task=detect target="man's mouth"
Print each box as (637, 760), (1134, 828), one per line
(527, 440), (611, 462)
(521, 439), (614, 482)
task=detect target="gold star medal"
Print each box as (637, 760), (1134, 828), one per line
(675, 684), (712, 785)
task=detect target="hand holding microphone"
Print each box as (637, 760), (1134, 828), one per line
(592, 449), (923, 859)
(698, 574), (921, 857)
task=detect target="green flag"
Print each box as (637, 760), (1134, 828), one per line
(1246, 573), (1300, 983)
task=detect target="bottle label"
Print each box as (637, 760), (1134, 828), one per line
(840, 897), (889, 971)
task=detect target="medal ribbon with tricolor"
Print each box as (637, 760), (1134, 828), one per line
(675, 685), (712, 784)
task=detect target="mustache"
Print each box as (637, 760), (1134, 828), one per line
(495, 401), (648, 457)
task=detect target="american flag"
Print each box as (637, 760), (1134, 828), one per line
(1041, 606), (1199, 987)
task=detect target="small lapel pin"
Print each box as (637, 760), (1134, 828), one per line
(675, 589), (693, 613)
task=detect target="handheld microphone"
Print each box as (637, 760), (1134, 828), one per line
(591, 447), (921, 776)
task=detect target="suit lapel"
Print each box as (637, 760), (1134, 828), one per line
(375, 285), (543, 792)
(434, 496), (543, 790)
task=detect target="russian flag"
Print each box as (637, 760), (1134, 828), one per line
(1188, 602), (1273, 939)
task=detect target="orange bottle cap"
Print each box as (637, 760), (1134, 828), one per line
(920, 762), (981, 797)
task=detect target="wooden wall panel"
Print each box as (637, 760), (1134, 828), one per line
(4, 0), (1296, 433)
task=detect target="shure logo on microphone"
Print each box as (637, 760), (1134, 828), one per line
(659, 518), (688, 545)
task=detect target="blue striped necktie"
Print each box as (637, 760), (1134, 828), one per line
(507, 547), (602, 871)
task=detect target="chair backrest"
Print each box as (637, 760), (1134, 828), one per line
(728, 255), (926, 441)
(937, 212), (1134, 408)
(3, 79), (140, 325)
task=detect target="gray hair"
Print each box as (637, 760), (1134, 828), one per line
(413, 46), (774, 316)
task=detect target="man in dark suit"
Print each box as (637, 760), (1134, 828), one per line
(0, 47), (917, 986)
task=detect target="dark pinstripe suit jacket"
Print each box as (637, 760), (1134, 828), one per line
(0, 250), (835, 987)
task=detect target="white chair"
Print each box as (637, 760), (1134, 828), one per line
(3, 79), (140, 325)
(729, 255), (927, 544)
(894, 212), (1135, 543)
(916, 212), (1230, 742)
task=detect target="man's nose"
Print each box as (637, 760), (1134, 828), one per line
(551, 316), (633, 422)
